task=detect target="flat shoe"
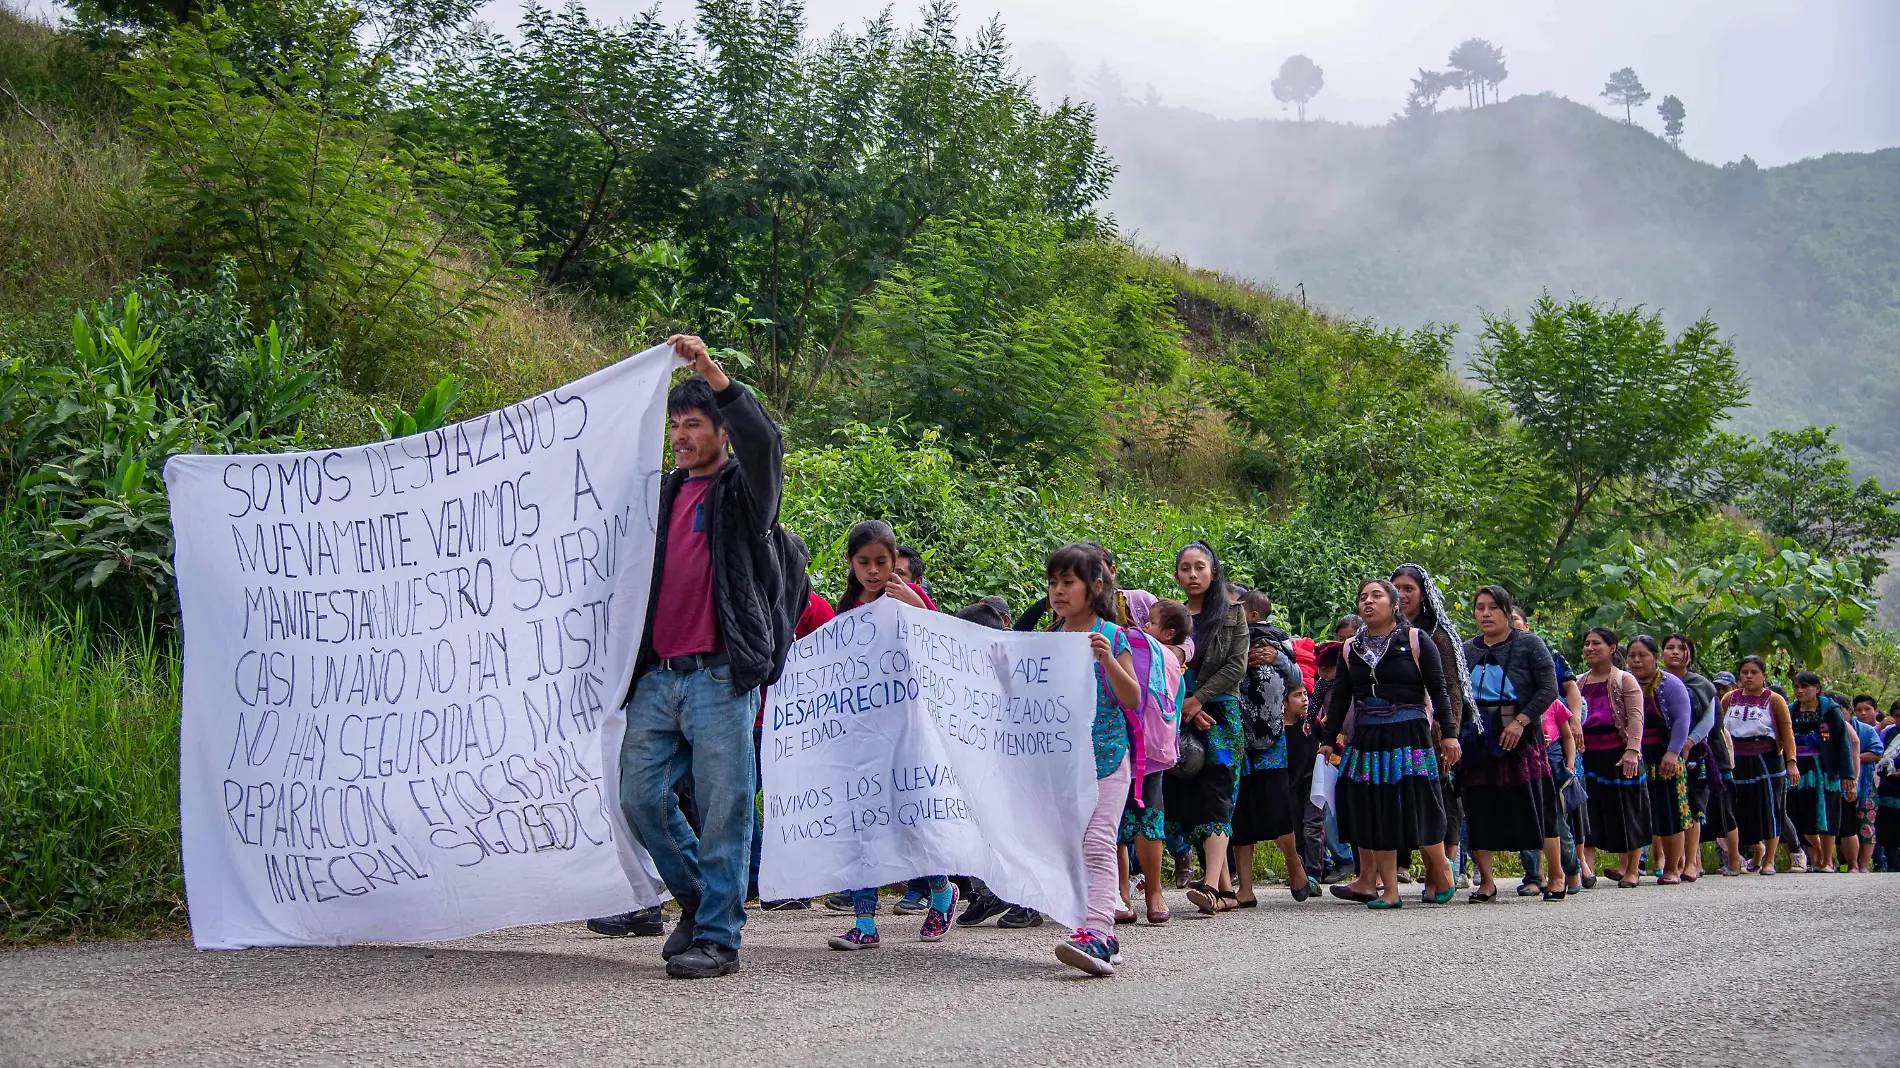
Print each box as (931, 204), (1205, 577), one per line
(1468, 889), (1496, 903)
(1185, 886), (1218, 914)
(1366, 898), (1403, 910)
(1114, 910), (1137, 925)
(1235, 897), (1258, 909)
(1329, 884), (1377, 903)
(1422, 886), (1456, 905)
(1617, 879), (1639, 889)
(1146, 909), (1171, 924)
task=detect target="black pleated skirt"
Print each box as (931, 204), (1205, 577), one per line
(1581, 748), (1651, 853)
(1464, 776), (1558, 852)
(1335, 718), (1446, 852)
(1729, 753), (1781, 846)
(1232, 765), (1297, 846)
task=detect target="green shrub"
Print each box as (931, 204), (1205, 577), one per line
(115, 4), (527, 386)
(0, 596), (184, 944)
(0, 274), (329, 618)
(783, 423), (1389, 628)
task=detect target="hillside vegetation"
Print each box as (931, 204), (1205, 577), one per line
(0, 1), (1895, 943)
(1098, 93), (1900, 481)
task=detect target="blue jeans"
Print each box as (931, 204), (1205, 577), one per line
(1519, 804), (1581, 882)
(851, 877), (947, 917)
(620, 664), (759, 950)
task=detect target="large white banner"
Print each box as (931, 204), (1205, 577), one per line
(167, 345), (678, 949)
(759, 597), (1098, 930)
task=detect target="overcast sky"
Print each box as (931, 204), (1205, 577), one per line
(518, 0), (1899, 167)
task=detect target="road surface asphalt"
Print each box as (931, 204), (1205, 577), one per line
(3, 870), (1895, 1067)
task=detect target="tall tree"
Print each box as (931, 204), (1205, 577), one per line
(1447, 38), (1506, 106)
(1471, 295), (1747, 578)
(1601, 67), (1650, 123)
(1739, 426), (1900, 568)
(1270, 54), (1324, 121)
(1087, 61), (1127, 108)
(1657, 94), (1686, 148)
(1403, 68), (1454, 116)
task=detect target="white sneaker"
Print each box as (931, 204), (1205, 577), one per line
(1788, 851), (1809, 873)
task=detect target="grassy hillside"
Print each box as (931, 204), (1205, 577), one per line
(1098, 93), (1900, 480)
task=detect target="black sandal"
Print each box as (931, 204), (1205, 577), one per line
(1185, 883), (1219, 914)
(1234, 893), (1257, 909)
(1217, 889), (1240, 911)
(1468, 889), (1497, 903)
(1541, 888), (1566, 902)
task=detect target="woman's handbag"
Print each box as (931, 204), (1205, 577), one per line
(1169, 728), (1207, 779)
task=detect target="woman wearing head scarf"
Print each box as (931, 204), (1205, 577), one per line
(1390, 563), (1469, 893)
(1166, 541), (1249, 914)
(1319, 578), (1457, 908)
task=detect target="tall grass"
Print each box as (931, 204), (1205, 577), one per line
(0, 593), (184, 944)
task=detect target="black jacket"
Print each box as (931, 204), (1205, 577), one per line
(629, 382), (799, 697)
(1461, 630), (1559, 742)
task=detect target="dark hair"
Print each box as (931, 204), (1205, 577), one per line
(1355, 577), (1409, 629)
(896, 545), (925, 580)
(1626, 634), (1661, 660)
(1150, 598), (1192, 644)
(1583, 627), (1621, 669)
(1664, 632), (1696, 666)
(979, 594), (1010, 620)
(837, 520), (899, 611)
(956, 602), (1008, 630)
(1737, 654), (1768, 676)
(1854, 693), (1879, 709)
(1335, 614), (1363, 637)
(667, 375), (725, 430)
(1389, 564), (1436, 632)
(1238, 587), (1273, 620)
(1791, 670), (1823, 689)
(1585, 626), (1620, 650)
(1086, 541), (1115, 570)
(1047, 542), (1117, 623)
(1175, 541), (1230, 658)
(1472, 585), (1515, 616)
(1889, 698), (1900, 715)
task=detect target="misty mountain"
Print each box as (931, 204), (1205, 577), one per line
(1097, 92), (1900, 482)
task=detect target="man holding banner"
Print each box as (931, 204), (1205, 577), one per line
(617, 336), (800, 979)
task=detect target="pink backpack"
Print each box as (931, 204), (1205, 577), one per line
(1127, 629), (1181, 772)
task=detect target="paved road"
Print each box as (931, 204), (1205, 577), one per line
(3, 872), (1895, 1068)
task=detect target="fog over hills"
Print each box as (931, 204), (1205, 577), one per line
(1095, 93), (1900, 482)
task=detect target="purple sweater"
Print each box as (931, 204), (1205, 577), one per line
(1642, 671), (1692, 753)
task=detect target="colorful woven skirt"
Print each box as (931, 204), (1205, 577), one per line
(1336, 717), (1446, 852)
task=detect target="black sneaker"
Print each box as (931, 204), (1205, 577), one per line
(762, 898), (810, 911)
(823, 893), (857, 913)
(665, 941), (740, 979)
(956, 889), (1008, 927)
(996, 906), (1044, 929)
(661, 898), (699, 962)
(585, 907), (664, 937)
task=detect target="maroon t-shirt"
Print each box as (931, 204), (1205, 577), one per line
(652, 476), (723, 658)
